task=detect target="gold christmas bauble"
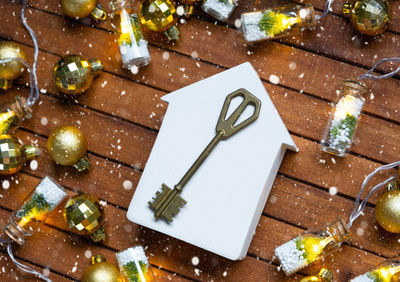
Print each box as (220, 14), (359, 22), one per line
(375, 187), (400, 233)
(139, 0), (178, 32)
(82, 255), (124, 282)
(64, 194), (105, 242)
(0, 135), (38, 175)
(60, 0), (97, 18)
(53, 54), (103, 96)
(0, 41), (27, 81)
(47, 126), (88, 166)
(343, 0), (391, 36)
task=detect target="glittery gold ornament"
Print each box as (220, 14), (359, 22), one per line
(0, 41), (27, 90)
(0, 135), (39, 175)
(53, 54), (103, 96)
(343, 0), (391, 36)
(64, 194), (105, 242)
(47, 125), (90, 171)
(139, 0), (180, 40)
(375, 182), (400, 233)
(82, 255), (125, 282)
(60, 0), (107, 20)
(300, 268), (333, 282)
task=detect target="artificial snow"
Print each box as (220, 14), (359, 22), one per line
(350, 274), (375, 282)
(202, 0), (237, 21)
(241, 12), (267, 42)
(274, 237), (307, 275)
(35, 177), (67, 208)
(119, 39), (150, 69)
(116, 246), (148, 266)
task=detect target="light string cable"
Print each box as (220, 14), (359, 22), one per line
(358, 57), (400, 80)
(316, 0), (333, 20)
(7, 243), (52, 282)
(348, 160), (400, 228)
(0, 0), (39, 107)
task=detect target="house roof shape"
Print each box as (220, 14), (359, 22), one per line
(127, 62), (298, 260)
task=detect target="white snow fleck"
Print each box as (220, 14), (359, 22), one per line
(162, 51), (170, 60)
(123, 180), (133, 190)
(84, 250), (92, 259)
(41, 117), (48, 126)
(2, 180), (10, 190)
(269, 74), (280, 85)
(329, 187), (337, 195)
(191, 256), (199, 266)
(176, 5), (185, 16)
(30, 160), (38, 171)
(130, 65), (139, 75)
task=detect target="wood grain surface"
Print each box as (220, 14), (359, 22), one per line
(1, 0), (400, 280)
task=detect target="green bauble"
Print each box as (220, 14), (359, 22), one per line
(53, 55), (103, 96)
(343, 0), (391, 36)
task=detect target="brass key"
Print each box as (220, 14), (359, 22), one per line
(148, 88), (261, 222)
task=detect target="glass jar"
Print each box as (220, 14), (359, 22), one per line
(116, 246), (155, 282)
(4, 177), (67, 245)
(110, 0), (151, 70)
(320, 79), (367, 157)
(351, 256), (400, 281)
(300, 268), (333, 282)
(241, 4), (316, 43)
(202, 0), (238, 22)
(275, 217), (352, 276)
(0, 96), (32, 135)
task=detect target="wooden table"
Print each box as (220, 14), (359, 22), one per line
(1, 0), (400, 281)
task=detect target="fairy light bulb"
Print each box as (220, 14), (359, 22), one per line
(351, 256), (400, 281)
(3, 177), (67, 245)
(275, 217), (351, 276)
(241, 4), (316, 43)
(179, 0), (202, 17)
(110, 0), (151, 71)
(321, 79), (367, 157)
(116, 246), (156, 282)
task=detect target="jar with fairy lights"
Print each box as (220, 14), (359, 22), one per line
(4, 177), (67, 245)
(275, 217), (351, 276)
(110, 0), (151, 71)
(116, 246), (155, 282)
(241, 4), (316, 43)
(351, 256), (400, 281)
(320, 79), (367, 157)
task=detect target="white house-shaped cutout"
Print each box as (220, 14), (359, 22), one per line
(127, 62), (298, 260)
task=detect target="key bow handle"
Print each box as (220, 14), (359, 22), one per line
(216, 88), (261, 139)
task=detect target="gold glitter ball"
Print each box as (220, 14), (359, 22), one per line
(343, 0), (391, 36)
(82, 255), (124, 282)
(0, 41), (27, 81)
(53, 54), (103, 96)
(375, 184), (400, 233)
(64, 194), (106, 242)
(60, 0), (96, 18)
(0, 135), (38, 175)
(47, 125), (90, 171)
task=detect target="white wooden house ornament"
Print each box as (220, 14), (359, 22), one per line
(127, 62), (298, 260)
